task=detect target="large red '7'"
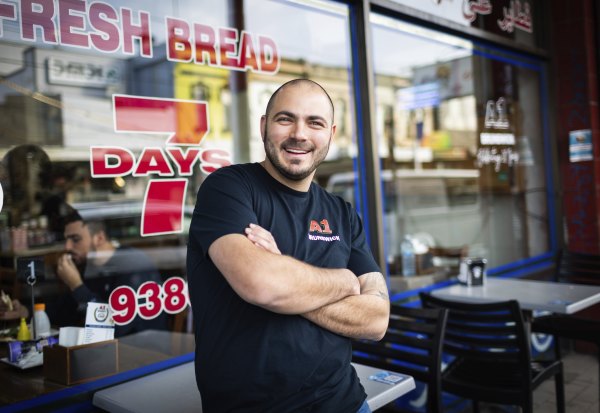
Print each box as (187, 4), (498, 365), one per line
(113, 95), (209, 236)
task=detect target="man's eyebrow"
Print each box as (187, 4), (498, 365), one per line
(272, 110), (296, 119)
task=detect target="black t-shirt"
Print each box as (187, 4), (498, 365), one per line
(187, 163), (380, 413)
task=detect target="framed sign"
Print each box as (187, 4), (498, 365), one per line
(569, 129), (593, 163)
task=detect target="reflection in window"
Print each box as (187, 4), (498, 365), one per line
(371, 13), (549, 271)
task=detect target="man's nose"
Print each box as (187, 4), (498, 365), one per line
(64, 239), (72, 250)
(290, 121), (308, 139)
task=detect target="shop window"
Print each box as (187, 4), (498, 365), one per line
(370, 14), (550, 271)
(0, 0), (358, 333)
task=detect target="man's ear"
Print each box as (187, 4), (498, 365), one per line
(260, 115), (266, 142)
(91, 231), (107, 248)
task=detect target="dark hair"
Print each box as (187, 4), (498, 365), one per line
(265, 79), (335, 122)
(62, 207), (83, 226)
(62, 205), (105, 235)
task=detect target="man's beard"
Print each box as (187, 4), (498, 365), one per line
(69, 253), (87, 277)
(263, 125), (331, 181)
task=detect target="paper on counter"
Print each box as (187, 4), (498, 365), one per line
(59, 327), (84, 346)
(83, 303), (115, 344)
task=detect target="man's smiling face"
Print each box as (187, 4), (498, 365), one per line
(261, 82), (336, 188)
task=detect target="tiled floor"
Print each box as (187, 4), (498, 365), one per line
(534, 350), (598, 413)
(474, 350), (598, 413)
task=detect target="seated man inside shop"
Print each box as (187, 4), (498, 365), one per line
(1, 207), (168, 337)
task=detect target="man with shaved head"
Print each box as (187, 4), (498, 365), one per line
(187, 79), (389, 413)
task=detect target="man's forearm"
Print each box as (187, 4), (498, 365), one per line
(209, 234), (360, 314)
(302, 272), (390, 340)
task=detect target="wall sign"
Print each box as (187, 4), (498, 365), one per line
(47, 57), (122, 87)
(391, 0), (534, 34)
(477, 96), (519, 171)
(569, 129), (593, 163)
(484, 97), (509, 130)
(476, 147), (519, 172)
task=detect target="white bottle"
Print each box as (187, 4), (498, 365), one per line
(33, 303), (51, 339)
(401, 236), (416, 277)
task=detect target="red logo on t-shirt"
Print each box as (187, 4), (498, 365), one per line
(309, 219), (333, 234)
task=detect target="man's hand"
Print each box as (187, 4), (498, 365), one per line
(0, 292), (28, 320)
(245, 223), (281, 255)
(302, 271), (390, 341)
(56, 253), (84, 291)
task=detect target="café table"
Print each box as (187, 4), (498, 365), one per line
(431, 276), (600, 411)
(431, 277), (600, 314)
(92, 361), (416, 412)
(0, 330), (195, 412)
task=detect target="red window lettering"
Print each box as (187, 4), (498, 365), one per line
(90, 146), (135, 177)
(142, 179), (187, 236)
(259, 36), (279, 73)
(20, 0), (57, 43)
(58, 0), (88, 47)
(200, 149), (232, 174)
(121, 7), (151, 57)
(162, 277), (188, 314)
(109, 278), (189, 325)
(109, 286), (137, 325)
(134, 147), (174, 176)
(0, 2), (16, 37)
(166, 17), (192, 61)
(113, 95), (208, 145)
(194, 23), (217, 66)
(167, 148), (201, 176)
(89, 2), (120, 53)
(239, 31), (259, 72)
(219, 27), (240, 69)
(137, 281), (162, 320)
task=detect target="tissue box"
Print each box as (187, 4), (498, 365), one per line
(43, 339), (118, 385)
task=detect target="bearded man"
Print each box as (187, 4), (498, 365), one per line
(187, 79), (390, 413)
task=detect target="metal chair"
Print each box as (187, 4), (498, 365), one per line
(352, 304), (448, 413)
(531, 249), (600, 408)
(420, 292), (565, 413)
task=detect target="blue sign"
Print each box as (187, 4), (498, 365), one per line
(569, 129), (593, 162)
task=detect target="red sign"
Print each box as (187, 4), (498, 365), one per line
(90, 94), (231, 236)
(142, 179), (187, 236)
(113, 95), (209, 145)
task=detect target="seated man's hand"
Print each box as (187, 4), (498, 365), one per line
(0, 293), (28, 320)
(56, 253), (84, 291)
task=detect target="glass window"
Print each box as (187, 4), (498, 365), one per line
(0, 0), (356, 342)
(368, 14), (550, 272)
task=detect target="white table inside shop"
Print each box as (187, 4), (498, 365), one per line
(92, 362), (415, 413)
(431, 277), (600, 314)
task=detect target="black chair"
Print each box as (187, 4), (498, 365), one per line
(531, 249), (600, 406)
(420, 292), (565, 413)
(352, 304), (448, 413)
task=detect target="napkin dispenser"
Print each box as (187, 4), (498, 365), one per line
(458, 257), (487, 286)
(43, 339), (118, 385)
